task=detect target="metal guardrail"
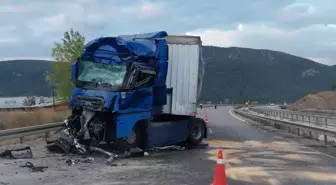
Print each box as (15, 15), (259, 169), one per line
(234, 109), (336, 145)
(250, 107), (336, 129)
(0, 103), (69, 111)
(0, 122), (64, 142)
(0, 104), (55, 111)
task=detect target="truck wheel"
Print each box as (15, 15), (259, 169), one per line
(126, 123), (147, 150)
(187, 118), (205, 145)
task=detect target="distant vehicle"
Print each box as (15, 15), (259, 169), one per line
(279, 105), (287, 109)
(251, 101), (258, 105)
(270, 103), (275, 106)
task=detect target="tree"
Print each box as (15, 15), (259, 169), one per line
(332, 81), (336, 91)
(46, 29), (85, 102)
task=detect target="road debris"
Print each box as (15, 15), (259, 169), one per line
(65, 159), (80, 166)
(44, 125), (207, 167)
(45, 128), (156, 165)
(124, 148), (146, 158)
(88, 147), (115, 165)
(46, 129), (119, 165)
(0, 146), (33, 159)
(20, 162), (48, 172)
(151, 145), (185, 151)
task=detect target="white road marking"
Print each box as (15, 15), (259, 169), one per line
(228, 110), (336, 160)
(307, 146), (336, 160)
(268, 179), (281, 185)
(208, 128), (213, 134)
(229, 109), (246, 123)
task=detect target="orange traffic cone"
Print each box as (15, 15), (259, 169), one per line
(211, 150), (228, 185)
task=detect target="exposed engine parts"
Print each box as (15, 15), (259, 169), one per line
(46, 105), (144, 164)
(63, 105), (112, 147)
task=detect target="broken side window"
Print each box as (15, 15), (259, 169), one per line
(134, 68), (156, 88)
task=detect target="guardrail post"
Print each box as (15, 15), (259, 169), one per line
(302, 115), (304, 122)
(324, 117), (328, 145)
(45, 132), (50, 140)
(20, 137), (24, 143)
(297, 128), (300, 136)
(308, 116), (310, 123)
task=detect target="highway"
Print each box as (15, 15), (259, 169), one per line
(1, 106), (336, 185)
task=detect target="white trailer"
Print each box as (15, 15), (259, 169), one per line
(162, 35), (205, 116)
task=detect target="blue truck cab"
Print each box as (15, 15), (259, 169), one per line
(66, 31), (207, 150)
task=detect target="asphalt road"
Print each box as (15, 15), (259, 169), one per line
(2, 106), (336, 185)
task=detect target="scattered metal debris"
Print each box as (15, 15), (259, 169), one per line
(0, 146), (33, 159)
(89, 147), (115, 165)
(20, 162), (48, 172)
(65, 159), (80, 166)
(45, 129), (207, 167)
(151, 145), (185, 151)
(82, 157), (95, 163)
(46, 129), (121, 165)
(46, 129), (77, 154)
(124, 148), (146, 158)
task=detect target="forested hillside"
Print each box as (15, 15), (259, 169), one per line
(1, 46), (334, 103)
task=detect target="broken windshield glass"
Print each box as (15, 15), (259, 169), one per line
(77, 60), (127, 89)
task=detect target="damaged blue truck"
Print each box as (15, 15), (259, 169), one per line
(48, 31), (207, 157)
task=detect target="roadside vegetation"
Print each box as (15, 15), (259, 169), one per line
(0, 28), (84, 130)
(45, 28), (85, 102)
(0, 108), (70, 130)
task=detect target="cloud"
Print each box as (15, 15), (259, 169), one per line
(0, 0), (335, 65)
(187, 23), (336, 65)
(121, 1), (164, 20)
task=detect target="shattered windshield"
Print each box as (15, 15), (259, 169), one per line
(77, 60), (127, 89)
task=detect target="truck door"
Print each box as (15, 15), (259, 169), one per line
(116, 63), (157, 138)
(118, 63), (157, 114)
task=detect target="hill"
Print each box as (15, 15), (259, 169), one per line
(288, 91), (336, 110)
(0, 47), (335, 103)
(0, 60), (52, 97)
(201, 46), (336, 103)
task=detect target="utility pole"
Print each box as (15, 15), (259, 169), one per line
(52, 85), (55, 107)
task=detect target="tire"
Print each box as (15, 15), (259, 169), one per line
(187, 118), (205, 145)
(126, 122), (147, 150)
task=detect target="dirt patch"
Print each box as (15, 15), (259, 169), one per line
(0, 108), (70, 130)
(289, 91), (336, 110)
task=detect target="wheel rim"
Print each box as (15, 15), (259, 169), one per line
(126, 131), (136, 144)
(191, 124), (202, 139)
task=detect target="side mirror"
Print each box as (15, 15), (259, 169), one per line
(71, 60), (78, 82)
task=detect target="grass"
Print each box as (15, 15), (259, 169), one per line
(0, 108), (70, 130)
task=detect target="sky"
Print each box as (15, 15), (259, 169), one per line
(0, 0), (335, 65)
